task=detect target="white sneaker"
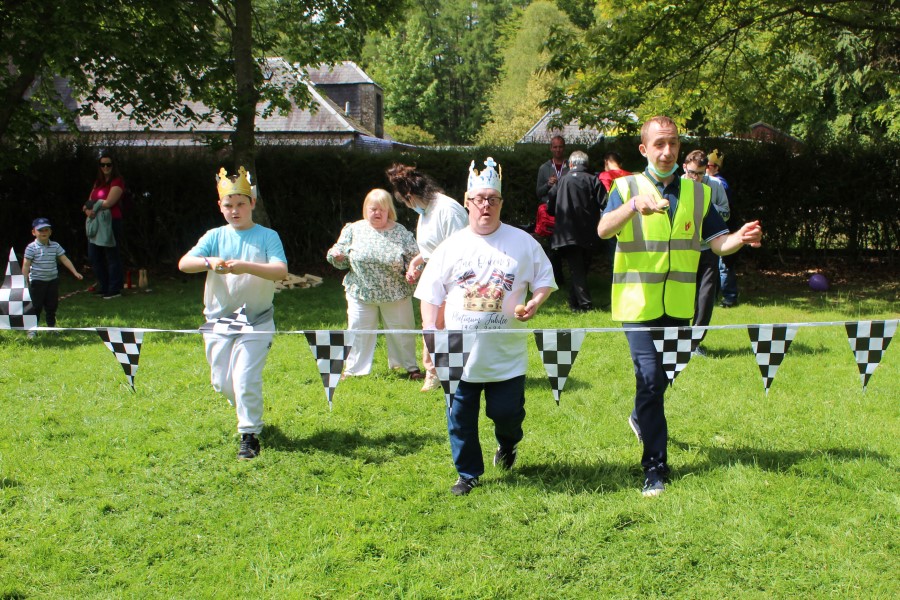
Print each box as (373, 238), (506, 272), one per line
(27, 330), (37, 339)
(420, 370), (441, 392)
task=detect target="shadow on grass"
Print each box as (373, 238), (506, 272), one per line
(514, 461), (637, 494)
(508, 441), (890, 495)
(263, 424), (443, 465)
(670, 437), (891, 476)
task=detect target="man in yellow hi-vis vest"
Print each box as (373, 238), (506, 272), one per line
(597, 116), (762, 497)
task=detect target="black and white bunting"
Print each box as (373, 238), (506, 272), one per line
(748, 324), (798, 394)
(97, 328), (144, 390)
(650, 326), (705, 385)
(534, 329), (586, 404)
(199, 304), (254, 333)
(304, 330), (352, 408)
(0, 248), (38, 331)
(423, 330), (476, 408)
(845, 320), (897, 391)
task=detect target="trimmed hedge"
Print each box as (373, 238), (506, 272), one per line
(1, 139), (896, 271)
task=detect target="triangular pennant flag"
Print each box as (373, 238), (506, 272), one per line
(0, 248), (38, 331)
(304, 330), (351, 408)
(650, 326), (705, 385)
(845, 320), (897, 391)
(199, 304), (254, 333)
(97, 328), (144, 391)
(534, 329), (586, 404)
(747, 324), (798, 394)
(423, 330), (476, 408)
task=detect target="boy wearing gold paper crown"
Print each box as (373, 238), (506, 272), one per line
(178, 167), (288, 460)
(415, 158), (557, 495)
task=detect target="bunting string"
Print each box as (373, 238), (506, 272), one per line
(2, 248), (896, 399)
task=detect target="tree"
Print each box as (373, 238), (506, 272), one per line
(362, 0), (523, 144)
(1, 0), (405, 206)
(477, 1), (576, 145)
(0, 2), (220, 160)
(543, 0), (900, 143)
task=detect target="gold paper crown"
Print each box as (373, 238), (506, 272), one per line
(708, 149), (724, 167)
(216, 166), (253, 199)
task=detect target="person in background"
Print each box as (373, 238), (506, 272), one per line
(386, 164), (468, 392)
(535, 135), (567, 285)
(706, 149), (738, 307)
(22, 217), (83, 338)
(416, 157), (556, 496)
(597, 116), (762, 497)
(598, 151), (631, 194)
(327, 189), (422, 381)
(547, 150), (603, 312)
(83, 152), (125, 299)
(682, 150), (730, 356)
(178, 167), (288, 461)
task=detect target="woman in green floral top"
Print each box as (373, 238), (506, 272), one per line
(327, 189), (423, 379)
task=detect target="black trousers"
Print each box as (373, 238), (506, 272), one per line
(29, 278), (59, 327)
(693, 249), (720, 342)
(557, 245), (593, 311)
(625, 316), (689, 473)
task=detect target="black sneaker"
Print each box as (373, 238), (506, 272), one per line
(493, 446), (517, 470)
(238, 433), (260, 460)
(450, 476), (479, 496)
(628, 413), (642, 443)
(641, 464), (670, 497)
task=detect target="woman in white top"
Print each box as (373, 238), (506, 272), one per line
(386, 164), (468, 391)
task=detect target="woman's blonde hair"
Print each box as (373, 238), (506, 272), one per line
(363, 188), (397, 221)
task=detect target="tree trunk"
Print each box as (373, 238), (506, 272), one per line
(230, 0), (269, 226)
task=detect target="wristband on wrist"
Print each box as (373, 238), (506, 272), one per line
(203, 257), (212, 270)
(630, 198), (638, 213)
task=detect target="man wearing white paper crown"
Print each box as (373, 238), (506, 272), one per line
(415, 157), (557, 496)
(178, 166), (288, 460)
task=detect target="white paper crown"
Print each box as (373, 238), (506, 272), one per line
(467, 157), (502, 193)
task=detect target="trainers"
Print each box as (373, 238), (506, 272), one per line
(692, 345), (707, 358)
(642, 476), (665, 497)
(450, 476), (479, 496)
(628, 413), (642, 443)
(102, 292), (122, 300)
(238, 433), (260, 460)
(420, 370), (441, 392)
(27, 330), (37, 339)
(493, 445), (518, 470)
(641, 464), (669, 497)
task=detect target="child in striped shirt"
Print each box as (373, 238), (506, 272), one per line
(22, 218), (83, 334)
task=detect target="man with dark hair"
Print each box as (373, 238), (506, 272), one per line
(597, 116), (762, 497)
(599, 151), (630, 193)
(547, 150), (603, 312)
(682, 150), (730, 356)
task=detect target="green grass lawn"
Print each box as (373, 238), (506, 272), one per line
(1, 270), (898, 598)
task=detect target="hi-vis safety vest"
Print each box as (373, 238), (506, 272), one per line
(611, 174), (710, 322)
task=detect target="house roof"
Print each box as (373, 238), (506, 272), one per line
(305, 61), (378, 87)
(518, 110), (608, 145)
(57, 57), (376, 141)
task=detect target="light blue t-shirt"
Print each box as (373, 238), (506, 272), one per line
(188, 224), (287, 323)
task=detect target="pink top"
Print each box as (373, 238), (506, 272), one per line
(90, 177), (125, 220)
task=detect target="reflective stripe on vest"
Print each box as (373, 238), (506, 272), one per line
(611, 174), (710, 322)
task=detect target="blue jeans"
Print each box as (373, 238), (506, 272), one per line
(447, 375), (526, 479)
(719, 255), (738, 304)
(625, 317), (688, 473)
(88, 218), (124, 295)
